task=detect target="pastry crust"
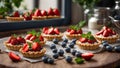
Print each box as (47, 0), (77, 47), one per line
(94, 34), (119, 43)
(32, 16), (47, 20)
(65, 32), (81, 40)
(19, 48), (46, 58)
(4, 41), (23, 51)
(76, 40), (101, 50)
(47, 15), (60, 19)
(6, 16), (24, 22)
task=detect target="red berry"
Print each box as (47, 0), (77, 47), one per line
(13, 11), (20, 17)
(103, 30), (109, 37)
(81, 53), (94, 61)
(47, 27), (55, 34)
(54, 28), (60, 34)
(32, 42), (41, 51)
(10, 38), (19, 45)
(17, 36), (26, 43)
(22, 43), (29, 52)
(42, 27), (48, 33)
(39, 35), (44, 41)
(8, 52), (21, 62)
(88, 39), (95, 44)
(53, 8), (60, 16)
(77, 29), (82, 34)
(34, 9), (42, 16)
(7, 36), (15, 43)
(30, 35), (37, 41)
(41, 10), (48, 16)
(25, 34), (33, 40)
(69, 30), (76, 34)
(66, 29), (71, 32)
(48, 8), (54, 16)
(96, 29), (104, 35)
(79, 38), (88, 43)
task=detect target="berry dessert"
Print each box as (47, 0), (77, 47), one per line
(4, 35), (26, 51)
(6, 11), (24, 22)
(32, 9), (47, 20)
(47, 8), (60, 19)
(19, 42), (46, 58)
(23, 11), (32, 21)
(94, 26), (119, 43)
(65, 24), (83, 40)
(76, 32), (100, 50)
(24, 30), (45, 46)
(41, 27), (63, 41)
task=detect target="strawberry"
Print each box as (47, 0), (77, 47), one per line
(23, 12), (32, 20)
(88, 39), (95, 44)
(54, 28), (60, 34)
(17, 36), (26, 43)
(42, 27), (48, 33)
(103, 26), (108, 30)
(22, 43), (29, 52)
(8, 52), (21, 62)
(13, 11), (20, 17)
(30, 35), (37, 41)
(10, 38), (19, 45)
(66, 29), (71, 32)
(79, 38), (88, 43)
(96, 29), (104, 35)
(41, 10), (48, 16)
(53, 8), (60, 16)
(47, 27), (55, 34)
(48, 8), (54, 16)
(25, 34), (33, 40)
(81, 53), (94, 61)
(7, 36), (15, 43)
(34, 9), (42, 16)
(77, 29), (82, 34)
(103, 30), (109, 37)
(69, 29), (76, 34)
(39, 35), (44, 41)
(32, 42), (41, 51)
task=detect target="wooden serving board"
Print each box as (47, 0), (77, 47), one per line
(0, 27), (120, 68)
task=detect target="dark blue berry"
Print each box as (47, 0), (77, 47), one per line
(58, 49), (64, 56)
(102, 43), (109, 47)
(114, 15), (120, 20)
(75, 51), (82, 57)
(65, 47), (71, 53)
(53, 39), (59, 44)
(71, 50), (77, 56)
(61, 42), (67, 48)
(53, 53), (59, 59)
(65, 56), (72, 63)
(63, 38), (68, 43)
(71, 39), (77, 44)
(114, 46), (120, 52)
(42, 56), (48, 63)
(69, 43), (74, 48)
(52, 49), (58, 53)
(47, 58), (54, 64)
(106, 46), (113, 52)
(50, 44), (56, 49)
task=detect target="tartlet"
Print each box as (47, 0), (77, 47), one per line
(94, 26), (119, 43)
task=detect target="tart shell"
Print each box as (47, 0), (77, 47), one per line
(32, 16), (47, 20)
(6, 17), (24, 22)
(47, 15), (60, 19)
(65, 33), (81, 40)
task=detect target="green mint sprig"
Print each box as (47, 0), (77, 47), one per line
(75, 57), (84, 64)
(81, 32), (95, 40)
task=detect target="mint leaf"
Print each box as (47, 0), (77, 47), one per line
(27, 42), (32, 48)
(87, 32), (91, 35)
(75, 57), (84, 64)
(78, 21), (86, 28)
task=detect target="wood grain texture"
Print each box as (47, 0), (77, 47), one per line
(0, 26), (120, 68)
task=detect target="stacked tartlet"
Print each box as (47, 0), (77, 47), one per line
(41, 27), (63, 41)
(4, 35), (26, 51)
(76, 32), (100, 50)
(94, 26), (119, 43)
(6, 11), (24, 22)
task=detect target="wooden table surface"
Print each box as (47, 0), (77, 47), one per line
(0, 26), (120, 68)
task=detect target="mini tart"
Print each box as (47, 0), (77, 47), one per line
(41, 33), (63, 41)
(94, 34), (119, 43)
(6, 16), (24, 22)
(76, 40), (101, 50)
(4, 41), (23, 51)
(26, 40), (46, 46)
(19, 48), (46, 58)
(47, 15), (60, 19)
(32, 16), (47, 20)
(65, 32), (81, 40)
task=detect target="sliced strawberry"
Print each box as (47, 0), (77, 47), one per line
(81, 53), (94, 61)
(8, 52), (21, 62)
(34, 9), (42, 16)
(66, 29), (71, 32)
(54, 28), (60, 34)
(22, 43), (29, 52)
(17, 36), (26, 43)
(48, 8), (54, 16)
(7, 36), (15, 43)
(10, 38), (19, 45)
(39, 35), (44, 41)
(25, 34), (33, 40)
(103, 26), (108, 30)
(79, 38), (88, 43)
(103, 30), (109, 37)
(53, 8), (60, 16)
(88, 39), (96, 44)
(69, 29), (76, 34)
(30, 35), (37, 41)
(77, 29), (82, 34)
(41, 10), (48, 16)
(96, 29), (104, 35)
(13, 11), (20, 17)
(47, 27), (55, 34)
(42, 27), (48, 33)
(32, 42), (41, 51)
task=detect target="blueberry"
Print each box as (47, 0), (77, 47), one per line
(114, 15), (120, 20)
(106, 46), (113, 52)
(53, 39), (59, 44)
(61, 42), (67, 48)
(47, 58), (54, 64)
(50, 44), (56, 49)
(63, 38), (68, 43)
(58, 49), (64, 56)
(69, 43), (74, 48)
(52, 49), (58, 53)
(75, 51), (82, 57)
(42, 56), (49, 63)
(71, 50), (77, 56)
(114, 46), (120, 52)
(65, 47), (71, 53)
(102, 43), (110, 47)
(65, 56), (72, 63)
(53, 53), (59, 59)
(71, 39), (77, 44)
